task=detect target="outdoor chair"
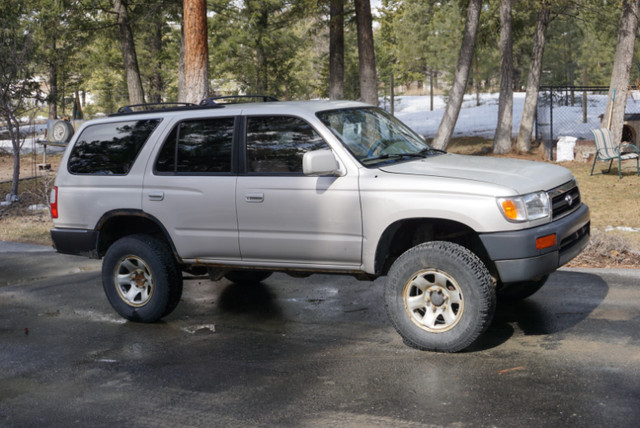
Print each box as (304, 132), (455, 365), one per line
(590, 128), (640, 179)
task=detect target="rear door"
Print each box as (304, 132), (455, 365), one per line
(236, 115), (362, 267)
(142, 116), (240, 260)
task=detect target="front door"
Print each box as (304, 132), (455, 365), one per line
(236, 115), (362, 267)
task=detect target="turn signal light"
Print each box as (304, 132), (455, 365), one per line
(536, 233), (556, 250)
(501, 200), (518, 220)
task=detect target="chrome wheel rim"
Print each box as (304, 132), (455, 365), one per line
(114, 255), (154, 307)
(403, 269), (464, 332)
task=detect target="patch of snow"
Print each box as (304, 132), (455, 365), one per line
(605, 226), (640, 233)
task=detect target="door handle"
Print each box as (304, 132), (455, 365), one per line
(245, 192), (264, 203)
(148, 191), (164, 201)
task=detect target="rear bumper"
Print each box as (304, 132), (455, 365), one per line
(51, 228), (100, 258)
(479, 204), (590, 283)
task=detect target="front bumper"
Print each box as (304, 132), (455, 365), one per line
(479, 204), (590, 283)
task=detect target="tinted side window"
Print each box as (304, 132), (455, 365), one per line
(68, 119), (160, 175)
(156, 117), (234, 174)
(246, 116), (328, 173)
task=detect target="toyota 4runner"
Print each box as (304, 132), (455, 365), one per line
(50, 97), (590, 352)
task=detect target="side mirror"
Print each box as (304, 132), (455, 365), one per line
(303, 149), (341, 176)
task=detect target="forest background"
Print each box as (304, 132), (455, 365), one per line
(1, 0), (634, 122)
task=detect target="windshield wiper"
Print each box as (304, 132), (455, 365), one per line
(418, 147), (447, 155)
(363, 152), (424, 164)
(363, 148), (445, 165)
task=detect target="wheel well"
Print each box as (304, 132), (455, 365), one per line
(96, 212), (175, 259)
(375, 218), (495, 277)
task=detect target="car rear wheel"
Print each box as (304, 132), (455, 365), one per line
(384, 241), (496, 352)
(102, 234), (182, 322)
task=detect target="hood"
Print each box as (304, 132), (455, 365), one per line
(379, 153), (574, 194)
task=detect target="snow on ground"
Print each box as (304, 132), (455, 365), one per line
(388, 93), (525, 138)
(389, 92), (640, 141)
(0, 137), (65, 155)
(3, 92), (639, 153)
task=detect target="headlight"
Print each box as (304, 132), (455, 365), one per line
(497, 191), (550, 222)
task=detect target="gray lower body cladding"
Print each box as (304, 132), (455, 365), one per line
(479, 204), (590, 283)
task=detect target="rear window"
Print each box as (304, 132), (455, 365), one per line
(68, 119), (160, 175)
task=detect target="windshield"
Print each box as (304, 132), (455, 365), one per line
(316, 107), (442, 166)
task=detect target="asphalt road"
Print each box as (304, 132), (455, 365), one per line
(1, 242), (639, 427)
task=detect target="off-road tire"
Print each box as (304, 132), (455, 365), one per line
(51, 120), (74, 143)
(497, 275), (549, 302)
(102, 234), (183, 322)
(384, 241), (496, 352)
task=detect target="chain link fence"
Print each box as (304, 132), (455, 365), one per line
(536, 85), (640, 158)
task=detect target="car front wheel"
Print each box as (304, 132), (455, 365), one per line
(384, 241), (496, 352)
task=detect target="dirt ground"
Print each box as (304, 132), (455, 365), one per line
(0, 152), (61, 184)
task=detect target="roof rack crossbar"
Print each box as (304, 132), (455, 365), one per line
(200, 95), (279, 105)
(116, 102), (196, 114)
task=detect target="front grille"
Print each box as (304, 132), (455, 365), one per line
(548, 180), (581, 220)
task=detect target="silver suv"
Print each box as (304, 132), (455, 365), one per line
(50, 97), (590, 352)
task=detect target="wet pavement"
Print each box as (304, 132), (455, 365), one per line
(1, 243), (639, 427)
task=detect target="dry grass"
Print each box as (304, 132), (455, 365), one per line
(0, 153), (58, 245)
(1, 143), (639, 268)
(567, 230), (640, 268)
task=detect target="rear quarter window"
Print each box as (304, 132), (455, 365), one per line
(68, 119), (160, 175)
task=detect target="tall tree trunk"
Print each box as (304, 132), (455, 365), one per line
(183, 0), (208, 104)
(3, 115), (21, 197)
(493, 0), (513, 154)
(255, 8), (269, 94)
(516, 1), (550, 152)
(603, 0), (640, 145)
(113, 0), (145, 105)
(429, 70), (434, 111)
(354, 0), (377, 106)
(148, 8), (164, 103)
(329, 0), (344, 100)
(48, 62), (58, 119)
(178, 21), (186, 102)
(48, 38), (58, 119)
(431, 0), (481, 150)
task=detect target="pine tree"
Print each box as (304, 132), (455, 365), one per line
(604, 0), (640, 145)
(0, 1), (41, 198)
(431, 0), (482, 150)
(493, 0), (514, 154)
(183, 0), (208, 103)
(329, 0), (345, 100)
(354, 0), (378, 105)
(113, 0), (145, 105)
(516, 0), (550, 152)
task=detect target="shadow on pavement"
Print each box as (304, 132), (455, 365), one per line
(470, 270), (609, 351)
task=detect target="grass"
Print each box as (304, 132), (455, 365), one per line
(1, 143), (639, 267)
(0, 174), (55, 245)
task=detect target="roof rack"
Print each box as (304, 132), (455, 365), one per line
(201, 95), (279, 105)
(115, 102), (196, 114)
(111, 95), (278, 117)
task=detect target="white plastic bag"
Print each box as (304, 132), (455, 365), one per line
(556, 136), (577, 162)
